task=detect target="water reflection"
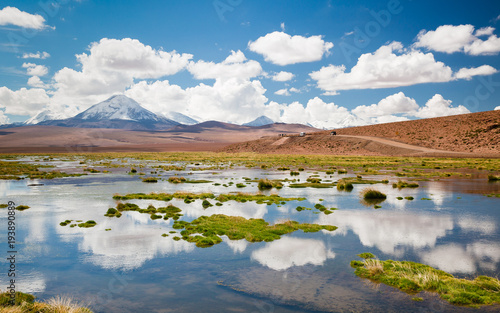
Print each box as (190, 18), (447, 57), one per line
(251, 237), (335, 271)
(66, 214), (194, 270)
(420, 242), (500, 274)
(315, 210), (454, 256)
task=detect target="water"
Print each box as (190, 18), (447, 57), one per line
(0, 159), (499, 312)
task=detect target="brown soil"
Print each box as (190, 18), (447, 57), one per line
(222, 110), (500, 158)
(0, 123), (316, 154)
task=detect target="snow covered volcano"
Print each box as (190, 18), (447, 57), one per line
(40, 95), (179, 130)
(74, 95), (164, 122)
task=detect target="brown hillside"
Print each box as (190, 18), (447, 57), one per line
(222, 110), (500, 157)
(335, 110), (499, 154)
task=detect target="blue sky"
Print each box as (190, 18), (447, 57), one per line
(0, 0), (499, 127)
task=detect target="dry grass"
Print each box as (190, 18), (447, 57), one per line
(364, 258), (384, 275)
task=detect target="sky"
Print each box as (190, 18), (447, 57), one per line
(0, 0), (500, 128)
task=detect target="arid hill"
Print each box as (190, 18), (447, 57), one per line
(222, 110), (500, 157)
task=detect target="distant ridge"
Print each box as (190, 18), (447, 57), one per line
(243, 116), (274, 127)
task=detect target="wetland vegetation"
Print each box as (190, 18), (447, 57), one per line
(351, 254), (500, 307)
(172, 214), (337, 247)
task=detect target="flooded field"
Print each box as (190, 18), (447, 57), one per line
(0, 154), (499, 312)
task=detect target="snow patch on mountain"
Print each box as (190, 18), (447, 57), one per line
(164, 111), (198, 125)
(24, 109), (66, 125)
(243, 115), (274, 127)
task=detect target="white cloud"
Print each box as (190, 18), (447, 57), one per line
(0, 110), (9, 124)
(27, 76), (49, 88)
(22, 63), (48, 76)
(188, 50), (262, 80)
(274, 88), (290, 96)
(415, 24), (500, 55)
(495, 106), (500, 110)
(310, 42), (496, 93)
(0, 87), (50, 116)
(50, 38), (192, 109)
(248, 31), (333, 65)
(280, 22), (285, 32)
(0, 6), (47, 29)
(454, 65), (498, 80)
(272, 71), (294, 82)
(265, 97), (361, 129)
(289, 87), (301, 93)
(352, 92), (419, 122)
(414, 24), (475, 53)
(22, 51), (50, 59)
(413, 94), (470, 118)
(475, 26), (495, 37)
(125, 77), (269, 123)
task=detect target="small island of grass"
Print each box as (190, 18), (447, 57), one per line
(351, 254), (500, 307)
(172, 214), (337, 247)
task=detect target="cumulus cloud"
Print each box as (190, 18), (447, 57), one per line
(415, 24), (500, 55)
(274, 88), (290, 96)
(264, 97), (361, 129)
(27, 76), (49, 88)
(21, 51), (50, 59)
(310, 42), (496, 93)
(414, 94), (470, 118)
(495, 106), (500, 110)
(188, 50), (262, 80)
(0, 110), (9, 124)
(352, 92), (418, 124)
(454, 65), (498, 80)
(272, 71), (294, 82)
(125, 77), (269, 123)
(50, 38), (192, 109)
(248, 31), (333, 65)
(0, 87), (50, 116)
(0, 6), (48, 29)
(22, 63), (48, 76)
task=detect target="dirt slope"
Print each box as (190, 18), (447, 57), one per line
(222, 110), (500, 157)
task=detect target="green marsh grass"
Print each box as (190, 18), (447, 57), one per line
(172, 214), (337, 247)
(351, 255), (500, 307)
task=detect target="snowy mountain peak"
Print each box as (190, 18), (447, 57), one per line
(164, 111), (198, 125)
(243, 115), (274, 127)
(24, 109), (65, 125)
(74, 95), (162, 122)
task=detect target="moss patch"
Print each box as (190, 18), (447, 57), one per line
(173, 214), (337, 247)
(351, 255), (500, 307)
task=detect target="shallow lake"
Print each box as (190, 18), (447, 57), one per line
(1, 157), (499, 312)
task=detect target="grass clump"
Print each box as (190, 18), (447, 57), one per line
(336, 179), (353, 191)
(405, 196), (414, 201)
(172, 214), (337, 247)
(202, 200), (213, 209)
(0, 292), (93, 312)
(488, 174), (500, 181)
(362, 188), (387, 200)
(78, 220), (97, 228)
(168, 176), (186, 183)
(257, 178), (282, 190)
(141, 177), (158, 183)
(104, 208), (122, 218)
(59, 220), (72, 226)
(351, 256), (500, 307)
(392, 180), (419, 189)
(15, 205), (30, 211)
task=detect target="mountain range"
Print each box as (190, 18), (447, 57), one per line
(9, 95), (276, 131)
